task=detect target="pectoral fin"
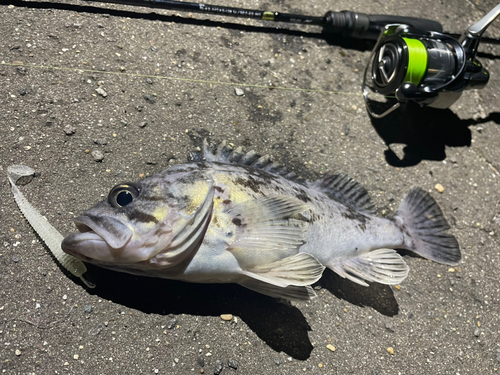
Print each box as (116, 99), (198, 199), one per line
(227, 196), (309, 268)
(242, 253), (325, 288)
(330, 249), (409, 287)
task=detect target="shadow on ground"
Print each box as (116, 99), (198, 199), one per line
(73, 263), (399, 360)
(368, 101), (500, 167)
(318, 269), (399, 317)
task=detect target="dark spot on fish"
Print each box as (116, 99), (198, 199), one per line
(341, 207), (368, 231)
(232, 218), (242, 226)
(128, 210), (159, 224)
(215, 186), (224, 193)
(223, 199), (232, 205)
(234, 175), (266, 194)
(295, 188), (312, 203)
(212, 216), (219, 226)
(392, 217), (414, 249)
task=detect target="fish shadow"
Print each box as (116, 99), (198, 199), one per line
(81, 264), (314, 360)
(76, 263), (400, 360)
(368, 101), (500, 167)
(318, 269), (399, 317)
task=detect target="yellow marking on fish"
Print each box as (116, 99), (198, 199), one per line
(152, 206), (169, 222)
(213, 175), (254, 205)
(184, 180), (212, 215)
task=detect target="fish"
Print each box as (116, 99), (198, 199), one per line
(62, 140), (461, 301)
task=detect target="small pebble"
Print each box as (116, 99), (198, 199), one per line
(73, 354), (79, 360)
(146, 78), (153, 84)
(227, 360), (239, 370)
(84, 305), (92, 313)
(220, 314), (233, 321)
(18, 88), (27, 96)
(15, 349), (21, 356)
(119, 66), (126, 72)
(63, 125), (76, 135)
(435, 183), (445, 193)
(143, 95), (156, 104)
(167, 318), (177, 330)
(62, 294), (67, 300)
(91, 150), (104, 162)
(387, 347), (395, 355)
(12, 256), (20, 263)
(214, 360), (224, 375)
(120, 120), (128, 126)
(197, 357), (205, 367)
(235, 88), (244, 96)
(139, 122), (148, 128)
(326, 344), (336, 352)
(274, 358), (281, 365)
(93, 139), (108, 145)
(95, 87), (107, 97)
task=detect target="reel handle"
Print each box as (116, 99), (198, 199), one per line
(324, 11), (443, 40)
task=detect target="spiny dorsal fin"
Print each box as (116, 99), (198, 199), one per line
(199, 139), (304, 183)
(310, 173), (376, 214)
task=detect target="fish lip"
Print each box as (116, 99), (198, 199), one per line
(61, 231), (105, 262)
(73, 215), (132, 250)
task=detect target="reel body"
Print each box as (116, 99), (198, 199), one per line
(363, 23), (492, 118)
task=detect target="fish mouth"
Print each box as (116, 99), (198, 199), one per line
(61, 215), (133, 262)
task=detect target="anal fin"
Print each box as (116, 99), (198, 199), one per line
(330, 249), (409, 287)
(242, 253), (325, 288)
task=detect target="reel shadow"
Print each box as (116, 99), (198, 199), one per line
(82, 264), (314, 360)
(318, 269), (399, 317)
(368, 101), (500, 167)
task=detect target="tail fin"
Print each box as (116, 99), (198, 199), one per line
(394, 188), (461, 265)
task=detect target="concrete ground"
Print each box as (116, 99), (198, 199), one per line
(1, 0), (499, 373)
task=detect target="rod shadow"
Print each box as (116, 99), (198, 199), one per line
(73, 262), (399, 360)
(368, 101), (500, 167)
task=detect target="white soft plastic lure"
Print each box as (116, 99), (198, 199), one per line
(8, 165), (94, 288)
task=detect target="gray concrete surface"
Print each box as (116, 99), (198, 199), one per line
(1, 0), (500, 373)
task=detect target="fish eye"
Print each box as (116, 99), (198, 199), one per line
(108, 183), (140, 208)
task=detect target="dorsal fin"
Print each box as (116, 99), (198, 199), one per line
(310, 173), (376, 214)
(198, 139), (304, 183)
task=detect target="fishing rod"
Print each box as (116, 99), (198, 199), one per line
(16, 0), (500, 117)
(80, 0), (444, 40)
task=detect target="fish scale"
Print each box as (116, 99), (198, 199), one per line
(61, 140), (461, 301)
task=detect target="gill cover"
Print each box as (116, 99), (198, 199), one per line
(147, 181), (215, 268)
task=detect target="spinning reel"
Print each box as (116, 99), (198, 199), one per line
(363, 4), (500, 118)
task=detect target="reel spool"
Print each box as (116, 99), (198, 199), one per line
(363, 3), (500, 118)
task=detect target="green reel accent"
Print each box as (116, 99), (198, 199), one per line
(402, 38), (427, 86)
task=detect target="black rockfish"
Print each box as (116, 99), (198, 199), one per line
(62, 141), (461, 300)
